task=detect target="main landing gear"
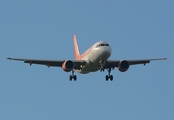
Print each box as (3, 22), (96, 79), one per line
(69, 70), (77, 81)
(100, 67), (113, 81)
(99, 60), (114, 81)
(105, 68), (113, 81)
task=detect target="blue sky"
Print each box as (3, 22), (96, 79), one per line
(0, 0), (173, 120)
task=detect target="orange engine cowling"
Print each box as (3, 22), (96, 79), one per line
(118, 60), (130, 72)
(62, 60), (74, 72)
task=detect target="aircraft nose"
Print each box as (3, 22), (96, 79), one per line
(102, 46), (112, 58)
(105, 46), (112, 56)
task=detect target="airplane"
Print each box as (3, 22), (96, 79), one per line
(7, 35), (167, 81)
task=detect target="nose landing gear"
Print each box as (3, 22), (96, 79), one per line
(99, 60), (106, 72)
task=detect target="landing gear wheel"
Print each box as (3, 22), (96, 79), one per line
(69, 75), (72, 81)
(110, 75), (113, 81)
(74, 75), (77, 81)
(106, 75), (109, 81)
(105, 75), (113, 81)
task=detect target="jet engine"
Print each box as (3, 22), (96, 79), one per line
(118, 60), (130, 72)
(62, 60), (74, 72)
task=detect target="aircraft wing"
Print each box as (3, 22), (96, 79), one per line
(6, 58), (86, 69)
(104, 58), (167, 68)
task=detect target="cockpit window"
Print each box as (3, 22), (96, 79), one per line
(96, 44), (109, 47)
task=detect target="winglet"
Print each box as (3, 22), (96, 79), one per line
(5, 57), (9, 60)
(73, 35), (81, 60)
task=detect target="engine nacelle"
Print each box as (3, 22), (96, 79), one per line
(118, 60), (130, 72)
(62, 60), (74, 72)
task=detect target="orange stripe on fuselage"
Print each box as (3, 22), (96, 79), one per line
(80, 47), (92, 60)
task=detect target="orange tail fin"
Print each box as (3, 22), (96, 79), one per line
(73, 35), (80, 60)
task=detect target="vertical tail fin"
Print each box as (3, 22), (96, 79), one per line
(73, 35), (80, 60)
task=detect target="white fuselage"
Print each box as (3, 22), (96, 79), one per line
(75, 41), (112, 74)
